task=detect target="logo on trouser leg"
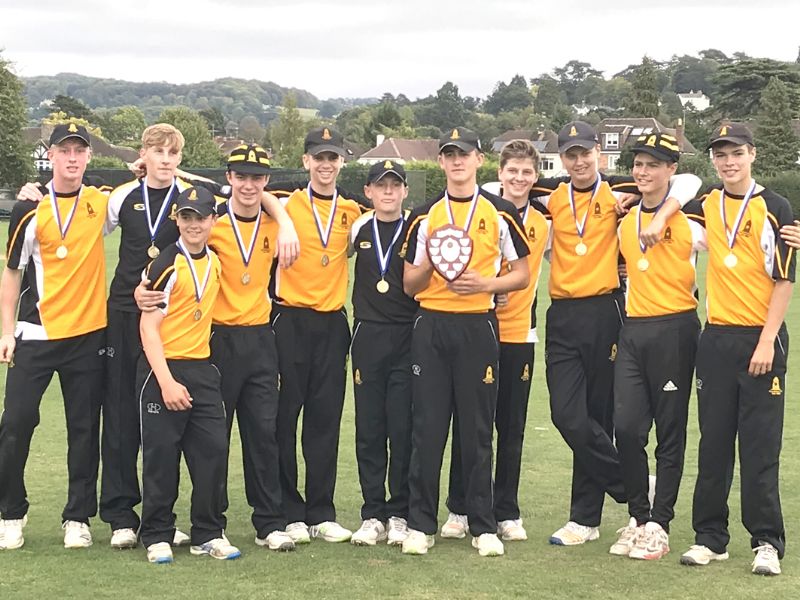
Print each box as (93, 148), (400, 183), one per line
(521, 363), (530, 382)
(609, 344), (617, 362)
(769, 377), (782, 396)
(482, 366), (495, 384)
(147, 403), (161, 415)
(662, 380), (678, 392)
(354, 369), (362, 385)
(412, 364), (421, 376)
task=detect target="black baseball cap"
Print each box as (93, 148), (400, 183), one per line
(175, 186), (217, 217)
(304, 127), (346, 156)
(439, 127), (482, 153)
(558, 121), (598, 153)
(707, 122), (754, 149)
(631, 132), (681, 163)
(367, 160), (407, 185)
(49, 123), (91, 146)
(227, 144), (271, 175)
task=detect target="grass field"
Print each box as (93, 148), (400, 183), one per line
(0, 228), (798, 600)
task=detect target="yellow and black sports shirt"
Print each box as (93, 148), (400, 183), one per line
(208, 201), (278, 326)
(145, 243), (221, 359)
(618, 201), (706, 318)
(404, 190), (529, 313)
(270, 185), (362, 312)
(701, 186), (796, 326)
(6, 186), (109, 340)
(496, 205), (549, 343)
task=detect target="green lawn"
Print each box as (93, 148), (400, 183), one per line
(0, 229), (798, 599)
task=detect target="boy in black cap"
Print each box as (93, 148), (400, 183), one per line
(401, 127), (530, 557)
(680, 123), (795, 576)
(206, 144), (294, 551)
(612, 133), (706, 560)
(349, 160), (417, 546)
(268, 127), (362, 544)
(138, 186), (240, 564)
(0, 124), (108, 550)
(528, 121), (701, 546)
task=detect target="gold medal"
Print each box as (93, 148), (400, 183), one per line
(376, 279), (390, 294)
(321, 254), (330, 267)
(56, 245), (68, 259)
(637, 257), (650, 272)
(575, 242), (587, 256)
(241, 272), (251, 285)
(724, 253), (738, 268)
(193, 309), (202, 321)
(148, 245), (160, 259)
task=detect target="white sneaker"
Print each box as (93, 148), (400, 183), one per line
(629, 521), (669, 560)
(351, 518), (387, 546)
(172, 529), (190, 547)
(401, 529), (435, 555)
(147, 541), (174, 564)
(255, 530), (296, 552)
(440, 513), (468, 539)
(0, 517), (27, 550)
(285, 521), (311, 544)
(309, 521), (352, 542)
(190, 537), (242, 560)
(497, 518), (528, 541)
(609, 517), (643, 556)
(386, 516), (409, 546)
(63, 521), (92, 549)
(680, 544), (730, 566)
(549, 521), (600, 546)
(110, 527), (138, 549)
(752, 543), (781, 576)
(648, 474), (657, 508)
(472, 533), (505, 557)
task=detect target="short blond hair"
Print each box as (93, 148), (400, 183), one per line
(141, 123), (185, 152)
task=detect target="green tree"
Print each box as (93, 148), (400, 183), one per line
(625, 57), (660, 117)
(103, 106), (146, 146)
(713, 58), (800, 120)
(552, 60), (603, 105)
(413, 82), (468, 130)
(158, 106), (221, 168)
(483, 75), (533, 115)
(89, 155), (128, 169)
(239, 115), (265, 143)
(199, 107), (225, 135)
(531, 75), (566, 118)
(755, 77), (800, 176)
(266, 93), (306, 167)
(0, 55), (36, 187)
(52, 94), (96, 121)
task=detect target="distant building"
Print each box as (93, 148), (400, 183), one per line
(677, 90), (711, 112)
(491, 129), (562, 177)
(23, 125), (138, 172)
(596, 117), (696, 172)
(357, 136), (439, 165)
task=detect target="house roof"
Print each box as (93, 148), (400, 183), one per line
(597, 118), (697, 154)
(23, 126), (139, 163)
(492, 129), (559, 153)
(359, 138), (439, 162)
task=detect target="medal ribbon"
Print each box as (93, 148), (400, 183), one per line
(176, 239), (212, 305)
(47, 181), (82, 241)
(568, 177), (601, 240)
(372, 214), (405, 279)
(720, 180), (757, 251)
(636, 190), (669, 255)
(229, 203), (262, 269)
(308, 183), (338, 249)
(142, 178), (176, 245)
(444, 185), (480, 232)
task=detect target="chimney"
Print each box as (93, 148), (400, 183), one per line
(376, 134), (385, 147)
(675, 118), (685, 152)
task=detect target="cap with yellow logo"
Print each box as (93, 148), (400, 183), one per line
(631, 132), (681, 163)
(366, 159), (407, 185)
(175, 186), (217, 217)
(49, 123), (91, 146)
(227, 143), (271, 175)
(438, 127), (481, 153)
(706, 122), (754, 150)
(557, 121), (598, 153)
(304, 126), (346, 157)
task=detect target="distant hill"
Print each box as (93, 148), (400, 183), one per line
(21, 73), (378, 124)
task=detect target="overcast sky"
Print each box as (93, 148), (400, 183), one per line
(2, 0), (798, 100)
